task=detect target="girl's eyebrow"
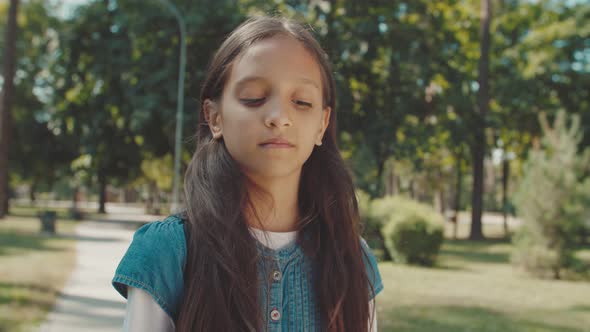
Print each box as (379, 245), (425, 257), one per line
(234, 76), (266, 90)
(296, 77), (320, 90)
(234, 75), (320, 91)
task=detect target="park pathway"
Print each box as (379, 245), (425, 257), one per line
(37, 211), (158, 332)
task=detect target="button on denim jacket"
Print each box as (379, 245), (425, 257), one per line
(112, 215), (384, 331)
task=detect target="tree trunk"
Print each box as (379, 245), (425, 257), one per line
(502, 157), (510, 237)
(471, 132), (485, 239)
(146, 183), (154, 214)
(0, 0), (19, 219)
(437, 167), (446, 216)
(72, 186), (79, 210)
(453, 155), (463, 240)
(153, 182), (161, 215)
(384, 160), (398, 196)
(70, 185), (84, 220)
(580, 227), (588, 246)
(384, 162), (392, 196)
(30, 179), (37, 204)
(3, 182), (9, 216)
(146, 181), (161, 215)
(376, 156), (386, 197)
(98, 172), (107, 214)
(439, 188), (446, 216)
(470, 0), (492, 241)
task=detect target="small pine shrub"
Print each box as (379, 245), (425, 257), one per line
(512, 111), (590, 279)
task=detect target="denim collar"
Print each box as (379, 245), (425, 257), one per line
(254, 223), (317, 265)
(254, 234), (305, 264)
(173, 212), (308, 264)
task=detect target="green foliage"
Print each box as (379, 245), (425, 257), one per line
(5, 0), (590, 224)
(356, 189), (388, 260)
(372, 195), (444, 226)
(368, 195), (444, 266)
(382, 213), (444, 266)
(139, 153), (174, 191)
(356, 189), (372, 221)
(3, 1), (76, 191)
(512, 110), (590, 279)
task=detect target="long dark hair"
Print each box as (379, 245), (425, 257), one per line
(177, 16), (373, 331)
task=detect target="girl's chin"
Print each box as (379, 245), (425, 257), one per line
(241, 165), (303, 181)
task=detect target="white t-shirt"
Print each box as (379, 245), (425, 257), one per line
(123, 227), (378, 331)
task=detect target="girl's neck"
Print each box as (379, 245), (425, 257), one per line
(245, 169), (302, 232)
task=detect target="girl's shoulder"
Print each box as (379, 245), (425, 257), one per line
(132, 214), (187, 251)
(123, 214), (188, 268)
(112, 214), (187, 321)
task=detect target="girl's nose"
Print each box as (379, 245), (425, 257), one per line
(264, 100), (292, 128)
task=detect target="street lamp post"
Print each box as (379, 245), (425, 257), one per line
(157, 0), (186, 214)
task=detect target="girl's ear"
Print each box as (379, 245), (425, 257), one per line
(203, 99), (223, 140)
(316, 106), (331, 146)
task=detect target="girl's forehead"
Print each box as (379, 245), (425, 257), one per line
(228, 34), (323, 87)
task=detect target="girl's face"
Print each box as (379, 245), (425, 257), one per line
(204, 34), (331, 182)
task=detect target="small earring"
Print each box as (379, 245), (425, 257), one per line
(316, 141), (322, 146)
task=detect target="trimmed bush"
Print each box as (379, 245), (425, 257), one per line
(383, 213), (444, 266)
(377, 196), (444, 266)
(356, 190), (389, 261)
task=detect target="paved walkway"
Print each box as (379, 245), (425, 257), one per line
(37, 220), (141, 332)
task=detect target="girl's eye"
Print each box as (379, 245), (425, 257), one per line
(240, 98), (265, 107)
(294, 100), (313, 109)
(241, 98), (312, 109)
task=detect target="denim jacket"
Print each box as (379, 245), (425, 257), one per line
(112, 215), (383, 331)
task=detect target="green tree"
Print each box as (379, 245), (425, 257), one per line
(0, 0), (19, 217)
(469, 0), (492, 240)
(513, 110), (590, 279)
(52, 0), (144, 213)
(7, 1), (76, 204)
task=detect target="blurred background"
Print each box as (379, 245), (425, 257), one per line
(0, 0), (589, 331)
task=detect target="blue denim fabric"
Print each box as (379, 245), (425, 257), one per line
(112, 215), (384, 330)
(112, 216), (186, 320)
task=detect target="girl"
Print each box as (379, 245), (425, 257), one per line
(112, 15), (383, 332)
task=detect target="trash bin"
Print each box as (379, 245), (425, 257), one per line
(40, 211), (57, 234)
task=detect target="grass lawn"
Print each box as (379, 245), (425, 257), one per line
(0, 215), (79, 332)
(8, 205), (101, 221)
(376, 221), (590, 332)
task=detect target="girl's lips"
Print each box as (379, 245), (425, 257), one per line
(259, 143), (295, 148)
(259, 137), (295, 148)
